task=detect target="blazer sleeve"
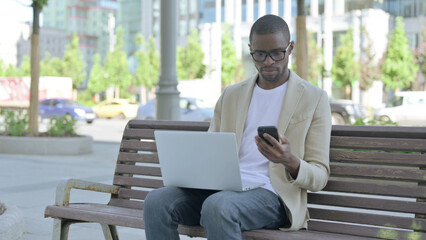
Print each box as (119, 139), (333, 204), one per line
(289, 91), (331, 192)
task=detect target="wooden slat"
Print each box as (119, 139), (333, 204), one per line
(309, 208), (426, 231)
(118, 188), (150, 200)
(330, 149), (426, 167)
(120, 140), (157, 152)
(322, 179), (426, 198)
(330, 165), (424, 182)
(177, 225), (379, 240)
(108, 198), (143, 209)
(115, 164), (161, 177)
(113, 175), (163, 189)
(308, 220), (424, 240)
(117, 152), (159, 164)
(45, 204), (144, 229)
(242, 229), (378, 240)
(331, 125), (426, 139)
(127, 120), (210, 131)
(123, 128), (155, 139)
(309, 193), (426, 215)
(331, 136), (426, 152)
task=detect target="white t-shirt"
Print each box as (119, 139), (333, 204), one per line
(239, 82), (288, 194)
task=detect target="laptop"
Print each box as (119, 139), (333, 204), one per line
(154, 130), (265, 192)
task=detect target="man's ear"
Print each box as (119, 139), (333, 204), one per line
(288, 41), (294, 55)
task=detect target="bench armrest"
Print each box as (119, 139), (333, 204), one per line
(55, 178), (120, 206)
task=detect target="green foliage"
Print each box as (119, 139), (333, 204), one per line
(5, 64), (19, 77)
(47, 115), (77, 137)
(221, 25), (245, 87)
(415, 27), (426, 80)
(331, 28), (360, 87)
(360, 27), (381, 91)
(352, 117), (397, 126)
(0, 60), (20, 77)
(307, 31), (324, 85)
(33, 0), (49, 8)
(133, 35), (160, 90)
(40, 52), (63, 76)
(19, 55), (31, 76)
(381, 17), (418, 90)
(77, 90), (95, 107)
(177, 29), (206, 80)
(0, 109), (29, 136)
(87, 54), (108, 94)
(104, 27), (132, 93)
(63, 33), (86, 89)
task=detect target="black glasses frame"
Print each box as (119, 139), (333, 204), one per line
(250, 41), (293, 62)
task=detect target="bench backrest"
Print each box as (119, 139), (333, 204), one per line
(111, 120), (426, 239)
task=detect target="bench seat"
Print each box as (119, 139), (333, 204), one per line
(46, 203), (378, 240)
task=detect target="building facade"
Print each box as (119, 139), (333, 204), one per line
(42, 0), (119, 85)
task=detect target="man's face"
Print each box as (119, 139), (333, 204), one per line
(249, 32), (292, 85)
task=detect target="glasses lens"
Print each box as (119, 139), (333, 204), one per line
(270, 51), (285, 61)
(252, 52), (266, 62)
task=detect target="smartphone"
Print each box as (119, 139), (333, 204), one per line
(257, 126), (279, 145)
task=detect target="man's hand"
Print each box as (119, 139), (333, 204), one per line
(255, 133), (300, 179)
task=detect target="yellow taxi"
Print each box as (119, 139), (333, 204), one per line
(93, 99), (139, 119)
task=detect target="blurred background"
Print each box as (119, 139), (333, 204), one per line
(0, 0), (425, 126)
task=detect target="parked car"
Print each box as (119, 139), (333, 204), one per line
(374, 91), (426, 126)
(136, 97), (214, 122)
(39, 98), (96, 124)
(92, 99), (139, 119)
(330, 99), (367, 125)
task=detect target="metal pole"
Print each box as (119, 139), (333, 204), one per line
(156, 0), (180, 120)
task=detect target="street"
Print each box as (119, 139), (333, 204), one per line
(39, 117), (129, 142)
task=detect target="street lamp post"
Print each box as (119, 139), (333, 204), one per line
(156, 0), (180, 120)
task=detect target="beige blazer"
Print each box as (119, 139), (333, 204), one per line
(209, 70), (331, 231)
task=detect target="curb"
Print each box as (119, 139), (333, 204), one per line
(0, 135), (93, 155)
(0, 202), (24, 240)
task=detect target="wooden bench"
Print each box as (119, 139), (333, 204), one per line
(45, 120), (426, 240)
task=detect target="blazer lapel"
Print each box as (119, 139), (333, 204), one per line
(235, 74), (258, 148)
(277, 70), (305, 133)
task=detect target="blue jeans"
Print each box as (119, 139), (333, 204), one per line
(143, 186), (289, 240)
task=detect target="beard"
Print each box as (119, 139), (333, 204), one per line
(259, 66), (285, 83)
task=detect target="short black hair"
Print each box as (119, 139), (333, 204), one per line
(249, 14), (290, 43)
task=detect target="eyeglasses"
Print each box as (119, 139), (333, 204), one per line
(250, 41), (293, 62)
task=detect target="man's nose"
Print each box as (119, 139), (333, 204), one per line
(264, 55), (275, 65)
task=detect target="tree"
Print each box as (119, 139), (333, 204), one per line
(221, 25), (245, 88)
(133, 34), (160, 102)
(306, 31), (324, 85)
(295, 0), (308, 80)
(103, 27), (131, 98)
(62, 33), (86, 89)
(359, 27), (380, 91)
(415, 26), (426, 89)
(40, 52), (63, 76)
(29, 0), (48, 135)
(381, 17), (418, 90)
(87, 54), (108, 94)
(177, 29), (206, 80)
(331, 28), (360, 96)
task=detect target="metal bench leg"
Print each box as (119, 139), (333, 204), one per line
(52, 219), (72, 240)
(101, 224), (119, 240)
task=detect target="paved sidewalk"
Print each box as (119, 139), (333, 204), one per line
(0, 141), (205, 240)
